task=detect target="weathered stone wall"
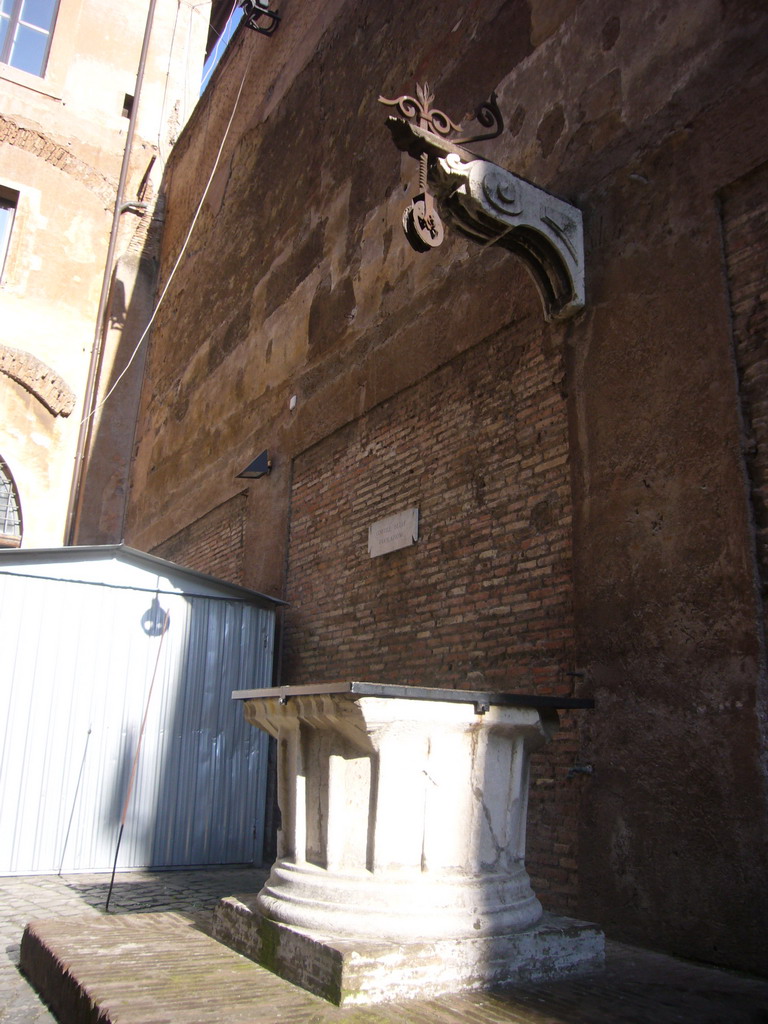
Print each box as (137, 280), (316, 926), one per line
(722, 163), (768, 631)
(125, 0), (768, 973)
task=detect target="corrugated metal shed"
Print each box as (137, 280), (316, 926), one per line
(0, 545), (283, 875)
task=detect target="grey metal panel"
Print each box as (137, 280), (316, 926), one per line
(0, 560), (274, 875)
(148, 597), (270, 869)
(0, 544), (286, 607)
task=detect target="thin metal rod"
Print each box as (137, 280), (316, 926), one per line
(66, 0), (160, 545)
(106, 606), (169, 912)
(57, 726), (92, 876)
(104, 823), (125, 913)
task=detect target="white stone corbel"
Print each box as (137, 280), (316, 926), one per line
(431, 153), (585, 321)
(386, 119), (585, 322)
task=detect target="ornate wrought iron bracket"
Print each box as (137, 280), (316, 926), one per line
(381, 91), (585, 322)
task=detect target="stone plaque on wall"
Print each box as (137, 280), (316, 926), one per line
(368, 508), (419, 558)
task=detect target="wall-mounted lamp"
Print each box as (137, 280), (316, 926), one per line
(237, 450), (272, 479)
(239, 0), (280, 36)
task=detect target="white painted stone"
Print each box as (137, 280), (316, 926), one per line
(431, 152), (585, 321)
(221, 684), (604, 1003)
(212, 898), (604, 1005)
(384, 118), (585, 321)
(367, 507), (419, 557)
(242, 689), (553, 940)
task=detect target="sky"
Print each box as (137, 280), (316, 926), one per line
(200, 1), (242, 92)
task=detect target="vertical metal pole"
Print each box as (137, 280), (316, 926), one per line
(66, 0), (160, 545)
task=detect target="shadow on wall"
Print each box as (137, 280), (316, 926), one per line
(114, 591), (270, 873)
(74, 205), (163, 544)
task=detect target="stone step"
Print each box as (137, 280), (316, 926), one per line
(18, 910), (768, 1024)
(21, 912), (341, 1024)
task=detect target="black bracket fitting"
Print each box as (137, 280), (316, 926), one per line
(240, 0), (280, 36)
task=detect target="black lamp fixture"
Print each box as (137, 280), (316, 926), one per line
(237, 449), (272, 479)
(239, 0), (280, 36)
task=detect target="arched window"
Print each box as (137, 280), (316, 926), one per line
(0, 458), (22, 547)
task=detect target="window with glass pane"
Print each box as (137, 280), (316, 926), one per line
(0, 0), (59, 77)
(0, 459), (22, 547)
(0, 188), (17, 281)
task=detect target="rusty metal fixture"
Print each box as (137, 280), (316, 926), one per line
(378, 84), (503, 252)
(378, 83), (462, 138)
(453, 93), (504, 146)
(240, 0), (280, 36)
(379, 84), (451, 251)
(379, 85), (584, 321)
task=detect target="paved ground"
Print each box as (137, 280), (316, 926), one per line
(2, 867), (767, 1023)
(0, 868), (269, 1023)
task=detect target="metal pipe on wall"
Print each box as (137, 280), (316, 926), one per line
(65, 0), (160, 546)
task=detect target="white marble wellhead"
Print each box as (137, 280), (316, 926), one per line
(216, 683), (603, 1003)
(250, 690), (552, 940)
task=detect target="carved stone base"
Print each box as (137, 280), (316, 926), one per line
(212, 894), (604, 1005)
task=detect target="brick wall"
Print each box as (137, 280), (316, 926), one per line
(151, 492), (247, 586)
(722, 161), (768, 633)
(284, 318), (585, 912)
(0, 114), (116, 205)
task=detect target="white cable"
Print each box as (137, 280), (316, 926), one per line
(156, 3), (236, 181)
(82, 51), (252, 428)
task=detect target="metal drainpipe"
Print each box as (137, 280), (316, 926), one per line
(65, 0), (160, 546)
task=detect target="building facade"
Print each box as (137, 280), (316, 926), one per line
(121, 0), (768, 975)
(0, 0), (211, 548)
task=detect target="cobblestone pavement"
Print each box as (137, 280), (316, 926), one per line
(2, 867), (768, 1024)
(0, 867), (266, 1023)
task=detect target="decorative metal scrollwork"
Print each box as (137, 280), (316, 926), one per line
(379, 85), (456, 250)
(380, 84), (585, 320)
(379, 83), (462, 138)
(378, 84), (503, 253)
(453, 93), (504, 146)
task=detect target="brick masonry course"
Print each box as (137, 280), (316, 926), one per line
(151, 492), (248, 587)
(0, 115), (117, 206)
(2, 868), (767, 1024)
(284, 320), (584, 915)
